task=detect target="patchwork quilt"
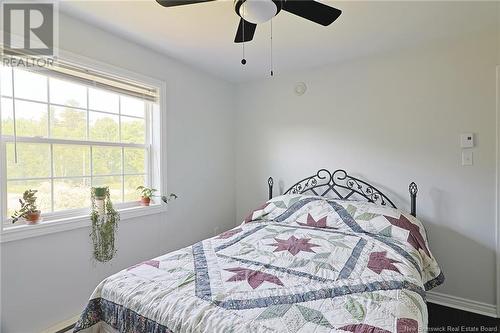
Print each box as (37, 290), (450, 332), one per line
(74, 195), (444, 333)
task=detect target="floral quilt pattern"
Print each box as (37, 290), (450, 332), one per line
(74, 195), (444, 333)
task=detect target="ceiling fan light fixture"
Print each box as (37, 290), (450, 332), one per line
(235, 0), (281, 24)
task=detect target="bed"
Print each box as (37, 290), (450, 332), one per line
(74, 169), (444, 333)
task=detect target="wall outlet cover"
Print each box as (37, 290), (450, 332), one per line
(462, 150), (473, 166)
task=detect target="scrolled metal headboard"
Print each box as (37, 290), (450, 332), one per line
(267, 169), (418, 217)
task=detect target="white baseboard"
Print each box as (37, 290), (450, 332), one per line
(427, 291), (498, 318)
(40, 314), (79, 333)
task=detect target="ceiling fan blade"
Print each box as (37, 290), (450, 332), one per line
(234, 19), (257, 43)
(156, 0), (216, 7)
(282, 0), (342, 26)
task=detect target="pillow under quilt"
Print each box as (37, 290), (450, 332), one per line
(243, 194), (443, 290)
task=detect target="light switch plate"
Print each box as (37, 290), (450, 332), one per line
(460, 133), (474, 148)
(462, 150), (473, 166)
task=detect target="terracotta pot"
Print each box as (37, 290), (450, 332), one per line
(140, 197), (151, 206)
(26, 211), (41, 224)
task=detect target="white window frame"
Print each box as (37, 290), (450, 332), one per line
(0, 50), (167, 243)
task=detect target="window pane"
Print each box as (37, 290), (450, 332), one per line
(15, 100), (48, 137)
(1, 65), (12, 97)
(124, 175), (145, 202)
(124, 148), (145, 174)
(89, 111), (119, 142)
(53, 145), (90, 177)
(50, 106), (86, 140)
(7, 143), (50, 179)
(49, 77), (87, 108)
(92, 146), (121, 175)
(121, 116), (145, 144)
(89, 87), (118, 113)
(7, 179), (51, 217)
(14, 69), (47, 102)
(93, 176), (122, 203)
(120, 95), (145, 117)
(53, 178), (91, 211)
(1, 97), (14, 135)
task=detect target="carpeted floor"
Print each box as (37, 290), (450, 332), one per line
(428, 303), (500, 331)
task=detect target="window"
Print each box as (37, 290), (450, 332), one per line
(1, 61), (162, 227)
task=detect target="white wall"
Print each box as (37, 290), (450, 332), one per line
(2, 3), (499, 332)
(0, 13), (236, 332)
(235, 6), (499, 306)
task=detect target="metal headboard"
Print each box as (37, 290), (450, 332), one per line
(267, 169), (418, 217)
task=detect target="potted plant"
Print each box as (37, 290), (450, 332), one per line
(93, 187), (108, 215)
(11, 189), (41, 224)
(90, 187), (120, 262)
(161, 193), (178, 204)
(94, 187), (107, 199)
(136, 186), (157, 206)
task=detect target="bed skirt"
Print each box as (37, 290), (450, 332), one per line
(77, 322), (119, 333)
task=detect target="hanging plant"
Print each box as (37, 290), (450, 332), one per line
(90, 187), (120, 262)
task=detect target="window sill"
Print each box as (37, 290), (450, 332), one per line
(0, 204), (167, 243)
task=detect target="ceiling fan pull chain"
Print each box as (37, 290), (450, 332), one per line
(241, 4), (246, 65)
(241, 40), (246, 65)
(270, 18), (273, 77)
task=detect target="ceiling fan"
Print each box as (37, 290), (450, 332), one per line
(156, 0), (342, 43)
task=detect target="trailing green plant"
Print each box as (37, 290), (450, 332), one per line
(90, 187), (120, 262)
(161, 193), (178, 204)
(11, 189), (40, 223)
(136, 186), (157, 199)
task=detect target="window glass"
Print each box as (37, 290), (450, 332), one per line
(53, 178), (91, 211)
(1, 65), (12, 97)
(14, 69), (47, 102)
(50, 106), (87, 140)
(50, 77), (87, 108)
(1, 66), (154, 221)
(92, 146), (122, 175)
(53, 145), (90, 177)
(7, 143), (51, 179)
(124, 148), (145, 174)
(89, 111), (119, 142)
(1, 97), (14, 135)
(120, 95), (145, 117)
(121, 116), (145, 144)
(15, 100), (48, 137)
(89, 87), (119, 113)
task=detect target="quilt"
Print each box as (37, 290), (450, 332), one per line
(74, 194), (444, 333)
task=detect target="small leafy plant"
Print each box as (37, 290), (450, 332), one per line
(136, 186), (177, 206)
(136, 186), (157, 199)
(11, 189), (40, 223)
(161, 193), (178, 204)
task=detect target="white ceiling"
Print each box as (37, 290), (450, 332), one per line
(60, 0), (495, 82)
